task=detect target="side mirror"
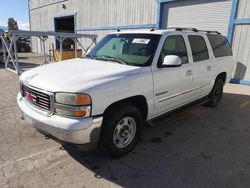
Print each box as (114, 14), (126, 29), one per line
(162, 55), (182, 67)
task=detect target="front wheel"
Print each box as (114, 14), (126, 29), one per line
(98, 104), (143, 158)
(206, 79), (224, 107)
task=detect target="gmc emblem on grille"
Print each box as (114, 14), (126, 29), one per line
(25, 91), (34, 101)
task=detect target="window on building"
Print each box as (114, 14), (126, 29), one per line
(207, 34), (232, 58)
(159, 35), (188, 65)
(188, 35), (209, 62)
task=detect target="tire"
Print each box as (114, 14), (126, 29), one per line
(98, 104), (143, 158)
(0, 53), (3, 63)
(206, 79), (224, 107)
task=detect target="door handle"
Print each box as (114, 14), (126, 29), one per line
(186, 70), (192, 76)
(207, 66), (212, 71)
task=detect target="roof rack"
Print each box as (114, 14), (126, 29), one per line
(197, 29), (221, 35)
(170, 27), (198, 32)
(156, 27), (198, 32)
(152, 27), (221, 35)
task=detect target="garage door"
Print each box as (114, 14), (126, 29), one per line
(161, 0), (232, 36)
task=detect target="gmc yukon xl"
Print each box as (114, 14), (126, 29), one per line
(17, 28), (234, 157)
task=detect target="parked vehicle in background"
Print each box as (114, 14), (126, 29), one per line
(17, 28), (234, 158)
(0, 40), (7, 63)
(16, 37), (31, 52)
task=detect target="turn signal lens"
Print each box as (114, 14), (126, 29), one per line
(76, 95), (91, 106)
(74, 110), (87, 117)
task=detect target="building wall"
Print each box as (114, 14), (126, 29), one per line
(29, 0), (157, 53)
(236, 0), (250, 19)
(231, 0), (250, 80)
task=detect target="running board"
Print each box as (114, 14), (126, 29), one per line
(148, 96), (209, 127)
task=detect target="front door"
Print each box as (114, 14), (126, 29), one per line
(152, 34), (193, 116)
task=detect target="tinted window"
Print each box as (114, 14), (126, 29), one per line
(159, 35), (188, 65)
(188, 35), (209, 62)
(207, 34), (232, 57)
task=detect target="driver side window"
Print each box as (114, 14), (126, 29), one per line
(159, 35), (188, 65)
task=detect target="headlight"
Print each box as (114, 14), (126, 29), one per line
(55, 93), (91, 106)
(54, 93), (91, 117)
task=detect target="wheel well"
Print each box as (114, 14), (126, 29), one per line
(216, 72), (226, 84)
(103, 95), (148, 120)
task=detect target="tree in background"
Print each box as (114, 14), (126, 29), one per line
(8, 18), (18, 31)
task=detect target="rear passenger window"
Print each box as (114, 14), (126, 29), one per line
(188, 35), (209, 62)
(159, 35), (188, 64)
(207, 34), (232, 57)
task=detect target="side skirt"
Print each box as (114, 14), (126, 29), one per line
(147, 96), (209, 127)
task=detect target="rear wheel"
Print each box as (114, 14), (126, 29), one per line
(206, 79), (224, 107)
(99, 104), (143, 158)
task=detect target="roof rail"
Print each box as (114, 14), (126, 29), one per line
(171, 27), (198, 32)
(152, 27), (221, 34)
(197, 30), (221, 35)
(156, 27), (198, 32)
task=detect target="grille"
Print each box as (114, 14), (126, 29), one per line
(21, 83), (51, 111)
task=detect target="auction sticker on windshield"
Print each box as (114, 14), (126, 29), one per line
(132, 38), (150, 44)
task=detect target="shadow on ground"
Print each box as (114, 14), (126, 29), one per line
(0, 61), (39, 73)
(59, 92), (250, 188)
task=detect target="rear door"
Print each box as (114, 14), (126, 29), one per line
(185, 34), (213, 98)
(152, 33), (193, 116)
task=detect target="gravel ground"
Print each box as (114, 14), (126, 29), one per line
(1, 66), (250, 188)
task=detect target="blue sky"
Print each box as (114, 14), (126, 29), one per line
(0, 0), (29, 30)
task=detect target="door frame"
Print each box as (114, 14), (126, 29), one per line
(54, 13), (77, 49)
(151, 32), (194, 116)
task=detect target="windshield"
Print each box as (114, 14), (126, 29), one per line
(86, 33), (161, 66)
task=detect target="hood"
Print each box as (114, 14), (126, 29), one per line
(20, 58), (141, 92)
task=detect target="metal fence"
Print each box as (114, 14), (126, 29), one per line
(0, 29), (97, 74)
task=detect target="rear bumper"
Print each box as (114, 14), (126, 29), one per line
(17, 93), (103, 144)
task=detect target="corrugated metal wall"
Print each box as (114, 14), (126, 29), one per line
(29, 0), (157, 53)
(236, 0), (250, 19)
(161, 0), (232, 36)
(232, 0), (250, 80)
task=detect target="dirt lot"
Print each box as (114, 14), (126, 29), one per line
(1, 66), (250, 188)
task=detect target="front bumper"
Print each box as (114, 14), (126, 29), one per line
(17, 93), (103, 144)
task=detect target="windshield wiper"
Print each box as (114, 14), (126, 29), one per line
(85, 54), (96, 59)
(96, 55), (127, 65)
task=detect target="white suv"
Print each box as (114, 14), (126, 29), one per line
(17, 28), (234, 157)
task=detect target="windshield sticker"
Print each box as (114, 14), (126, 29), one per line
(132, 38), (150, 44)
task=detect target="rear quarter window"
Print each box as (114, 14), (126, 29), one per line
(207, 34), (232, 58)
